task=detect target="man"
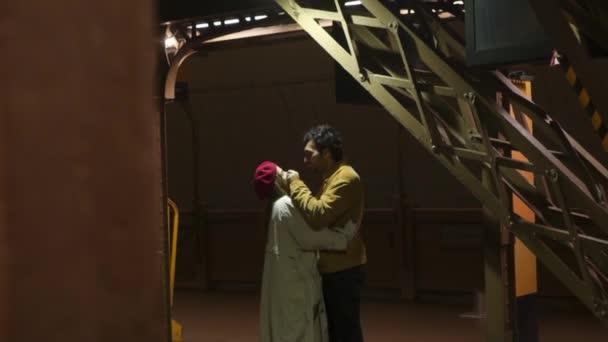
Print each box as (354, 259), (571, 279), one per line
(253, 161), (357, 342)
(286, 124), (366, 342)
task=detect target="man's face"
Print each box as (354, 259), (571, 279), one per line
(303, 140), (325, 172)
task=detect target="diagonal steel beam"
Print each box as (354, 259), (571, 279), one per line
(274, 0), (608, 323)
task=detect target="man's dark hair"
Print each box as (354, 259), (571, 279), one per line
(303, 124), (343, 162)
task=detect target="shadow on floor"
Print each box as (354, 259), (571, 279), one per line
(172, 290), (607, 342)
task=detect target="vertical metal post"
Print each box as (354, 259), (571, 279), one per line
(176, 90), (208, 290)
(395, 124), (415, 300)
(158, 39), (175, 342)
(482, 169), (516, 342)
(160, 98), (174, 342)
(505, 82), (539, 342)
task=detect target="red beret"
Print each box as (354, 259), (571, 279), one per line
(253, 161), (278, 199)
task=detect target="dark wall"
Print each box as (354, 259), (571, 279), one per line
(160, 0), (276, 23)
(531, 62), (608, 296)
(165, 32), (596, 297)
(532, 63), (608, 167)
(166, 33), (485, 295)
(167, 37), (480, 211)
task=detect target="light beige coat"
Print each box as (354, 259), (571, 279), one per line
(260, 195), (353, 342)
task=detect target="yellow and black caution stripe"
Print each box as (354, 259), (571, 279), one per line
(552, 51), (608, 151)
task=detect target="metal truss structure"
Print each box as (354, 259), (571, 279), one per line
(161, 0), (608, 326)
(270, 0), (608, 322)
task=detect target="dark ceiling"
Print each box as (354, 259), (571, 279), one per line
(159, 0), (277, 23)
(158, 0), (411, 23)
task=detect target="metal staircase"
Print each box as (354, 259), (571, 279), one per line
(273, 0), (608, 322)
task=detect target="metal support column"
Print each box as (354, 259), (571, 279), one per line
(482, 192), (516, 341)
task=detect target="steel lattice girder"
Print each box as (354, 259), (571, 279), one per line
(273, 0), (608, 322)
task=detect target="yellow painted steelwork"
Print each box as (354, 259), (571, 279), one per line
(167, 198), (184, 342)
(172, 320), (184, 342)
(556, 54), (608, 152)
(510, 80), (538, 298)
(167, 198), (179, 307)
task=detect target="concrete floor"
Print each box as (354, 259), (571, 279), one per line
(173, 290), (607, 342)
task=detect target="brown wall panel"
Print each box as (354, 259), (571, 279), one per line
(361, 209), (401, 289)
(201, 209), (402, 289)
(414, 210), (485, 293)
(192, 207), (489, 294)
(206, 211), (265, 285)
(1, 1), (168, 341)
(193, 205), (575, 296)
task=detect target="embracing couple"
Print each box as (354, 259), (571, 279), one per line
(253, 124), (366, 342)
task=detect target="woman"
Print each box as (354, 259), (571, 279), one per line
(253, 161), (356, 342)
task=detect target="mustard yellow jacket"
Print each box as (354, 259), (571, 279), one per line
(289, 163), (366, 274)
